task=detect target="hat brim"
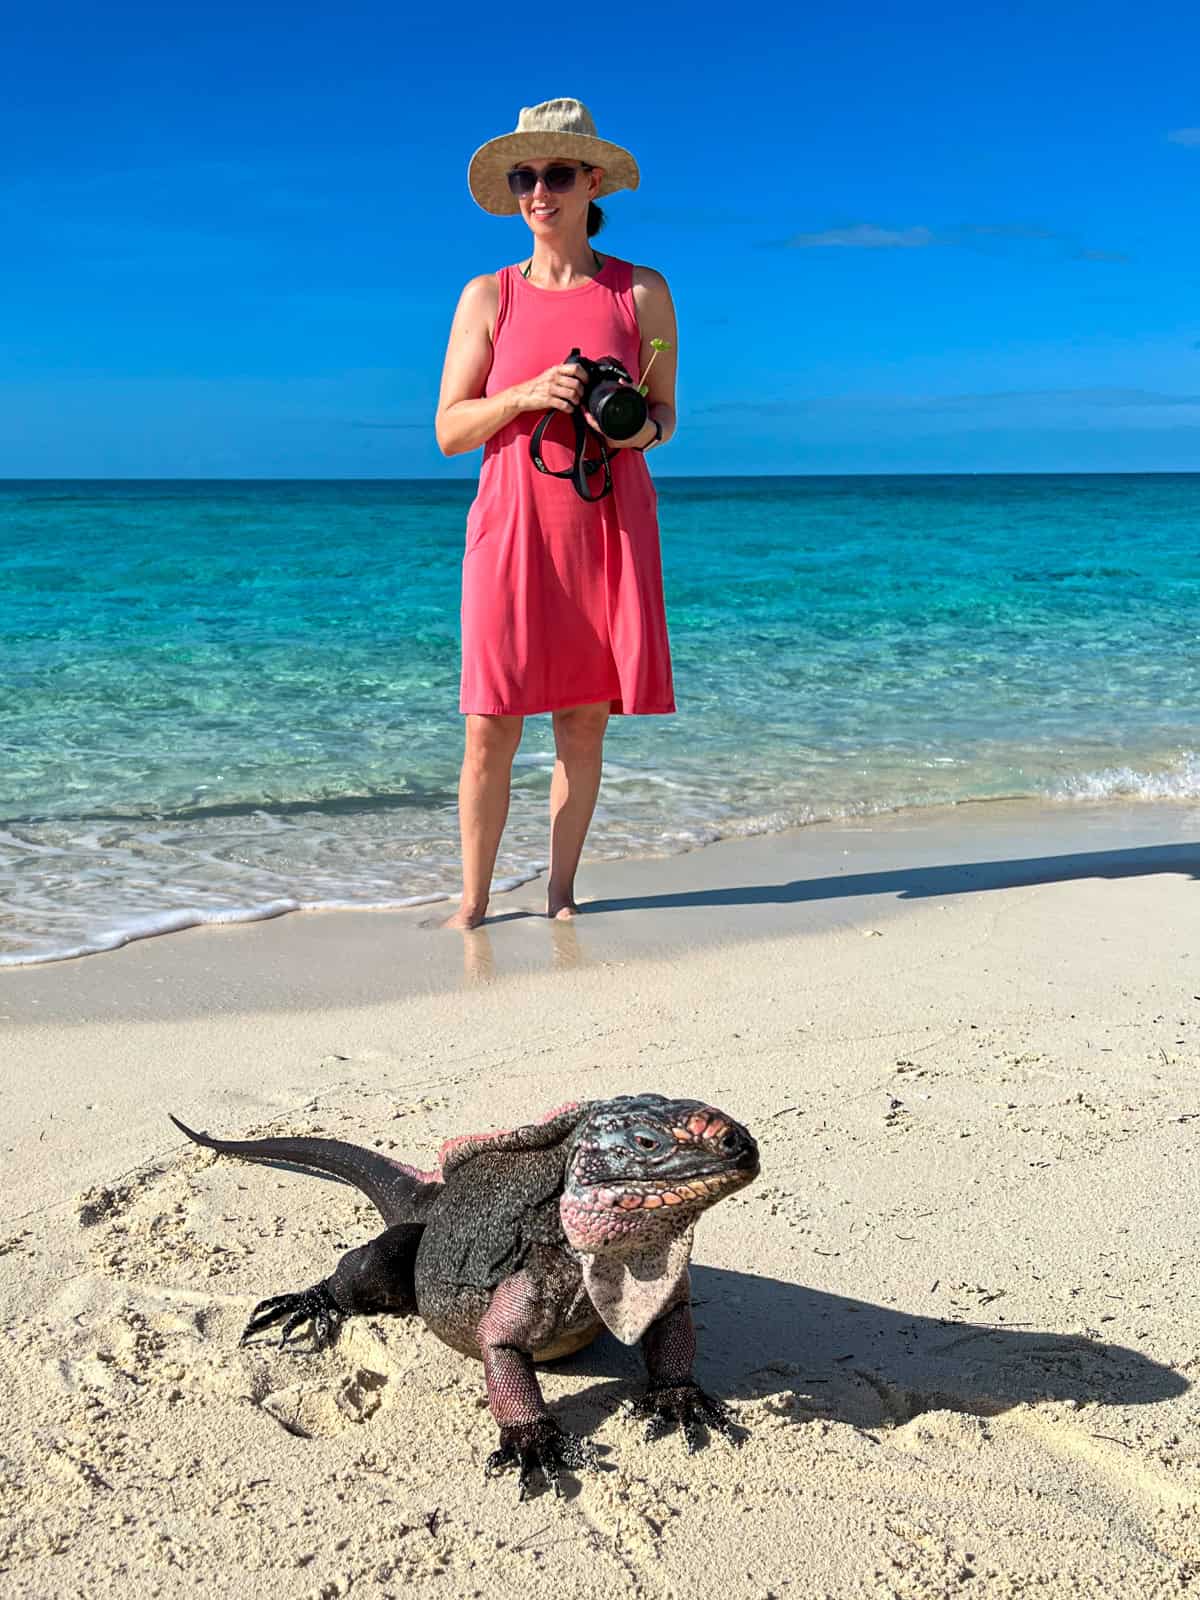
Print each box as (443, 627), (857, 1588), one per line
(468, 130), (640, 216)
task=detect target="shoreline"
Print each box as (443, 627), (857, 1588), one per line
(5, 793), (1197, 1026)
(11, 776), (1200, 975)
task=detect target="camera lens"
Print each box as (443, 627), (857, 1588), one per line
(591, 381), (647, 441)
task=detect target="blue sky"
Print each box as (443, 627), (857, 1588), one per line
(4, 0), (1199, 476)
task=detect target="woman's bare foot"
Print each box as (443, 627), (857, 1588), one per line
(547, 892), (579, 921)
(442, 902), (487, 930)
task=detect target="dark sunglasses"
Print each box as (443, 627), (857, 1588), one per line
(506, 162), (593, 198)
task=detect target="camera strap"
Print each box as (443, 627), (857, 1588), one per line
(529, 406), (613, 502)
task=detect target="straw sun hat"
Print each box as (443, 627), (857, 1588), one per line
(468, 98), (640, 216)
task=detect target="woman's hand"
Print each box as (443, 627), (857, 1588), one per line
(511, 365), (657, 448)
(512, 362), (587, 414)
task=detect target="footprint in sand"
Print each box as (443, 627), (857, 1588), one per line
(76, 1163), (170, 1228)
(259, 1366), (391, 1439)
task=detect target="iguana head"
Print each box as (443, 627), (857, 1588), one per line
(558, 1094), (758, 1345)
(560, 1093), (758, 1254)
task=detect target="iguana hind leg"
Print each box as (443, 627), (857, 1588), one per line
(630, 1298), (744, 1452)
(242, 1222), (422, 1350)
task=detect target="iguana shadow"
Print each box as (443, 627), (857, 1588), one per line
(550, 1264), (1187, 1434)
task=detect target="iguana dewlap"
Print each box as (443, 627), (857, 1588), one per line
(170, 1093), (759, 1498)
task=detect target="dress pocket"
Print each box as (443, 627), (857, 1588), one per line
(464, 501), (490, 555)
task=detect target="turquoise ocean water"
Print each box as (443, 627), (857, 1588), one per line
(3, 474), (1198, 965)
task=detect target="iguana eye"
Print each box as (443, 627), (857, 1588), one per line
(633, 1132), (659, 1151)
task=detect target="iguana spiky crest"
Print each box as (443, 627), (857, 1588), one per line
(435, 1102), (587, 1180)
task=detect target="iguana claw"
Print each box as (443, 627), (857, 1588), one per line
(627, 1383), (744, 1453)
(484, 1418), (599, 1500)
(241, 1283), (344, 1349)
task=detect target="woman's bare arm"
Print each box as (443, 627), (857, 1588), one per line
(435, 276), (586, 456)
(435, 276), (511, 456)
(631, 267), (678, 448)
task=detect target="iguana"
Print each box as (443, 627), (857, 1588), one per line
(169, 1093), (759, 1497)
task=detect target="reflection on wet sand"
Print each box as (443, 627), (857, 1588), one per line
(454, 913), (587, 984)
(549, 917), (584, 970)
(460, 926), (496, 983)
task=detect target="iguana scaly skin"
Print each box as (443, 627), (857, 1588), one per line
(170, 1093), (759, 1497)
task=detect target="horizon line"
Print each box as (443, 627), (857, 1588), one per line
(3, 468), (1199, 484)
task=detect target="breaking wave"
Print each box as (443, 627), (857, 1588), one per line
(1050, 752), (1200, 803)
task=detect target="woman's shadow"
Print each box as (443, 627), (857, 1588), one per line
(553, 1264), (1186, 1434)
(579, 840), (1200, 918)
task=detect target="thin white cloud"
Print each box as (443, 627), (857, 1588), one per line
(950, 224), (1056, 242)
(348, 420), (429, 430)
(1167, 128), (1200, 146)
(912, 387), (1200, 412)
(775, 220), (1126, 263)
(695, 388), (1200, 418)
(784, 223), (935, 249)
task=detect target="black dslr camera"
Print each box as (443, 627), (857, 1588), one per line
(529, 348), (649, 503)
(572, 350), (648, 441)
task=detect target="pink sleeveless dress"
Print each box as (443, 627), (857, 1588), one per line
(459, 256), (675, 717)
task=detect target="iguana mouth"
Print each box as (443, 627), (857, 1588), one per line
(576, 1165), (755, 1213)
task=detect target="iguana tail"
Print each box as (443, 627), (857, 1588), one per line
(169, 1114), (441, 1226)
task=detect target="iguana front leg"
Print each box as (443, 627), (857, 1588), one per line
(629, 1297), (743, 1452)
(242, 1223), (422, 1348)
(477, 1272), (600, 1499)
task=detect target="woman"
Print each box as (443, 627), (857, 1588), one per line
(436, 98), (678, 929)
(435, 100), (681, 928)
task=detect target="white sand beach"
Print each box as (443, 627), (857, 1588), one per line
(3, 800), (1200, 1597)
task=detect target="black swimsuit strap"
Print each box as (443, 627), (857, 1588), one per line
(520, 251), (604, 282)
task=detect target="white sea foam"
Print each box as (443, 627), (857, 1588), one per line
(1049, 752), (1200, 803)
(0, 900), (301, 968)
(0, 808), (547, 968)
(0, 891), (476, 968)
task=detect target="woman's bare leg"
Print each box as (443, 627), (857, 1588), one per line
(445, 713), (524, 929)
(547, 703), (610, 920)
